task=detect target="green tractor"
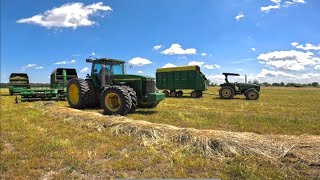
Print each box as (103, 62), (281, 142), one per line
(219, 73), (260, 100)
(67, 58), (165, 115)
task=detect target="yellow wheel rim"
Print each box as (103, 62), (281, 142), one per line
(69, 84), (79, 105)
(105, 93), (121, 112)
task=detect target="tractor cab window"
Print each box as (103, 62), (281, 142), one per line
(110, 63), (124, 75)
(93, 63), (102, 75)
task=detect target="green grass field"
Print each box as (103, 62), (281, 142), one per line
(1, 87), (320, 179)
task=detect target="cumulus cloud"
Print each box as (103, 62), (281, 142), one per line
(203, 64), (221, 70)
(129, 57), (152, 66)
(137, 71), (143, 74)
(292, 42), (320, 51)
(256, 69), (297, 78)
(162, 63), (176, 68)
(251, 48), (256, 51)
(201, 53), (207, 56)
(17, 2), (112, 29)
(80, 67), (90, 73)
(315, 65), (320, 70)
(235, 13), (245, 21)
(54, 59), (76, 65)
(188, 61), (205, 66)
(301, 73), (320, 79)
(257, 50), (317, 71)
(261, 0), (305, 12)
(153, 45), (162, 50)
(161, 44), (197, 55)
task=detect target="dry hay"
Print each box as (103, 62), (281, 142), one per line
(44, 106), (320, 165)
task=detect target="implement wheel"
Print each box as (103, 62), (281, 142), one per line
(191, 91), (198, 98)
(219, 86), (235, 99)
(197, 91), (203, 98)
(100, 86), (132, 115)
(67, 78), (90, 109)
(245, 89), (260, 100)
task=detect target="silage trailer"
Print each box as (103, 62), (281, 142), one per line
(9, 73), (31, 95)
(156, 65), (209, 98)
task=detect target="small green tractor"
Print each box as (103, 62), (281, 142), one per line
(219, 73), (260, 100)
(67, 58), (165, 115)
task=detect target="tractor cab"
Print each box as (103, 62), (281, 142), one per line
(86, 58), (125, 87)
(219, 72), (261, 100)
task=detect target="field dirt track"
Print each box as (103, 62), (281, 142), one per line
(45, 104), (320, 166)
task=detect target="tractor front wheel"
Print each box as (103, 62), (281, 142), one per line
(245, 89), (260, 100)
(100, 86), (132, 115)
(67, 78), (90, 109)
(219, 86), (235, 99)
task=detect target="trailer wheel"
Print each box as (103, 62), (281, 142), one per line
(191, 91), (198, 98)
(123, 86), (138, 113)
(86, 79), (99, 108)
(177, 90), (183, 97)
(245, 89), (259, 100)
(163, 90), (169, 97)
(197, 91), (203, 98)
(219, 86), (235, 99)
(170, 90), (177, 97)
(67, 78), (90, 109)
(100, 86), (132, 115)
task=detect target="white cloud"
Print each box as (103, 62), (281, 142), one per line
(161, 44), (197, 55)
(137, 71), (143, 74)
(91, 52), (96, 56)
(271, 0), (282, 3)
(315, 65), (320, 70)
(188, 61), (205, 66)
(162, 63), (176, 68)
(201, 53), (207, 56)
(207, 75), (225, 84)
(203, 64), (221, 70)
(257, 50), (317, 71)
(22, 64), (43, 71)
(295, 43), (320, 51)
(291, 42), (299, 47)
(80, 67), (90, 73)
(261, 4), (281, 12)
(256, 69), (297, 78)
(153, 45), (162, 50)
(129, 57), (152, 66)
(235, 13), (245, 21)
(35, 66), (43, 69)
(251, 48), (256, 51)
(17, 2), (112, 29)
(54, 59), (76, 65)
(301, 73), (320, 79)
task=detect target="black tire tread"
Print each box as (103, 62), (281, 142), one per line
(67, 78), (90, 109)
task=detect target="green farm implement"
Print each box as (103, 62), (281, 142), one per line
(66, 58), (165, 116)
(9, 73), (31, 95)
(219, 73), (260, 100)
(156, 66), (209, 98)
(19, 68), (78, 101)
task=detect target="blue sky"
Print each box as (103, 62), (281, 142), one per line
(1, 0), (320, 83)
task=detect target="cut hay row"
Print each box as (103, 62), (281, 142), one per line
(43, 104), (320, 165)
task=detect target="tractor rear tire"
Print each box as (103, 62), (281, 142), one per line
(219, 86), (235, 99)
(177, 90), (183, 97)
(163, 90), (169, 97)
(123, 86), (138, 113)
(86, 79), (99, 108)
(170, 90), (177, 97)
(245, 89), (260, 100)
(67, 78), (90, 109)
(100, 86), (132, 115)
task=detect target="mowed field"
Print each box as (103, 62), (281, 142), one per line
(1, 87), (320, 179)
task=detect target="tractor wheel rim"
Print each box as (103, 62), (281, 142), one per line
(69, 84), (79, 105)
(249, 92), (256, 99)
(105, 93), (121, 111)
(222, 89), (231, 97)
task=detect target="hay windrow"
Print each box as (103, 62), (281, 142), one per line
(44, 106), (320, 165)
